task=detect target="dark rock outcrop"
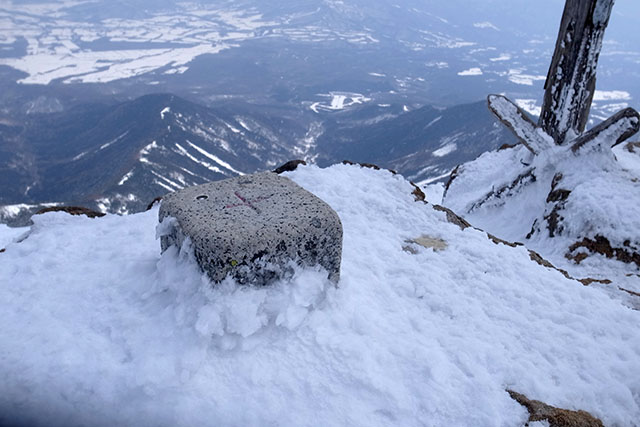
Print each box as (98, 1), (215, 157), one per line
(507, 390), (604, 427)
(35, 206), (105, 218)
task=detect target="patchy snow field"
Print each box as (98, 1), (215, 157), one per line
(1, 165), (639, 427)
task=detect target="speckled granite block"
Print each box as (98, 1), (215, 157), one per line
(158, 172), (343, 285)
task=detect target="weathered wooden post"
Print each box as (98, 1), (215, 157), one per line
(539, 0), (614, 144)
(487, 0), (639, 153)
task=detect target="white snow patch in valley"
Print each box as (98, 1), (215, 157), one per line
(101, 131), (130, 150)
(432, 143), (458, 157)
(473, 22), (500, 31)
(0, 165), (639, 426)
(118, 170), (135, 186)
(186, 141), (244, 175)
(425, 61), (449, 69)
(174, 143), (225, 175)
(593, 90), (631, 101)
(515, 99), (542, 117)
(235, 118), (252, 132)
(72, 151), (89, 161)
(310, 92), (371, 113)
(490, 54), (511, 62)
(160, 107), (171, 120)
(507, 69), (546, 86)
(426, 116), (442, 128)
(457, 67), (483, 76)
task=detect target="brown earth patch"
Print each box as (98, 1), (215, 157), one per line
(507, 390), (604, 427)
(625, 141), (640, 153)
(567, 235), (640, 268)
(498, 143), (518, 151)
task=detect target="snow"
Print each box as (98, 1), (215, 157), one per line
(457, 67), (483, 76)
(160, 107), (171, 120)
(473, 22), (500, 31)
(0, 224), (27, 248)
(310, 92), (371, 113)
(490, 54), (511, 62)
(593, 90), (631, 101)
(432, 142), (457, 157)
(515, 99), (542, 117)
(1, 164), (639, 427)
(443, 123), (640, 296)
(0, 202), (61, 219)
(118, 170), (135, 186)
(507, 69), (546, 86)
(174, 143), (226, 175)
(186, 141), (244, 175)
(0, 2), (383, 85)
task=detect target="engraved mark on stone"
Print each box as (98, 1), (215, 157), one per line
(225, 191), (274, 214)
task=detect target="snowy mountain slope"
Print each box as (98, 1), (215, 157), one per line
(0, 95), (514, 224)
(1, 164), (638, 427)
(316, 100), (513, 184)
(0, 94), (304, 219)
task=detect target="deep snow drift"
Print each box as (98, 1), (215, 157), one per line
(1, 164), (639, 427)
(442, 136), (640, 296)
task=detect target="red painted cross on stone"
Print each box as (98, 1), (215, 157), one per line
(225, 191), (273, 214)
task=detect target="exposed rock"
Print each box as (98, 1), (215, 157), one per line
(566, 235), (640, 268)
(411, 185), (427, 203)
(159, 172), (343, 285)
(498, 143), (518, 151)
(35, 206), (106, 218)
(620, 287), (640, 298)
(0, 248), (5, 253)
(432, 204), (471, 230)
(443, 165), (460, 197)
(625, 141), (640, 153)
(273, 159), (307, 174)
(146, 196), (163, 211)
(488, 233), (522, 248)
(507, 390), (604, 427)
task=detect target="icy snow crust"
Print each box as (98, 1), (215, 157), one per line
(1, 165), (639, 426)
(443, 140), (640, 288)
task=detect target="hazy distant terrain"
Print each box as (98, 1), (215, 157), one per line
(0, 0), (638, 222)
(1, 0), (638, 112)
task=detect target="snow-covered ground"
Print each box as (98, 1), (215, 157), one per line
(1, 164), (639, 427)
(0, 223), (27, 248)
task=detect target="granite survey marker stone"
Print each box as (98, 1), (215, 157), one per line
(158, 172), (343, 285)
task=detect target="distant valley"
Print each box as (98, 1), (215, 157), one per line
(1, 0), (638, 224)
(0, 93), (513, 224)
